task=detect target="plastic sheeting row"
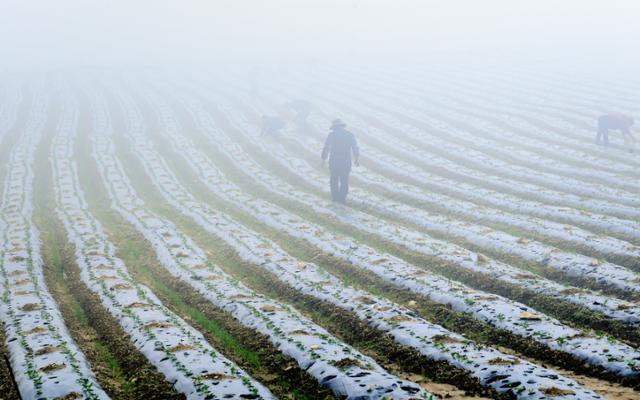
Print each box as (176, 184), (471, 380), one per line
(0, 84), (109, 399)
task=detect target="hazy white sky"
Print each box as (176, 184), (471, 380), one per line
(1, 0), (639, 69)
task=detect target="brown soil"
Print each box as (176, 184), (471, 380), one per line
(0, 328), (20, 399)
(40, 363), (67, 373)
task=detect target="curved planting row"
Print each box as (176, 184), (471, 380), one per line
(170, 89), (640, 379)
(298, 72), (638, 211)
(269, 68), (640, 207)
(338, 65), (640, 173)
(329, 66), (640, 183)
(334, 118), (639, 242)
(0, 85), (109, 399)
(124, 85), (610, 399)
(302, 72), (640, 195)
(473, 66), (639, 118)
(479, 64), (638, 103)
(89, 87), (432, 400)
(513, 108), (640, 162)
(511, 108), (638, 163)
(227, 88), (640, 299)
(381, 67), (640, 166)
(428, 100), (639, 182)
(286, 86), (640, 243)
(250, 85), (640, 230)
(417, 74), (640, 171)
(314, 72), (637, 222)
(376, 74), (640, 179)
(56, 89), (274, 400)
(474, 96), (640, 160)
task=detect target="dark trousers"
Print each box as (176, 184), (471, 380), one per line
(596, 122), (609, 145)
(330, 165), (351, 204)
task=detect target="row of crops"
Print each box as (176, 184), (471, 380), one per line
(0, 70), (638, 399)
(0, 83), (108, 399)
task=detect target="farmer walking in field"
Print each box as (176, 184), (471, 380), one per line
(321, 119), (359, 204)
(596, 113), (636, 150)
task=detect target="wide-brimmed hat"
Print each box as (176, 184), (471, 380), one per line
(331, 118), (346, 129)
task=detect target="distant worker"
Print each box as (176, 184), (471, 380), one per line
(261, 115), (285, 137)
(286, 99), (312, 126)
(596, 113), (635, 148)
(321, 119), (359, 204)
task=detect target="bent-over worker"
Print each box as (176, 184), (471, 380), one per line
(597, 113), (635, 147)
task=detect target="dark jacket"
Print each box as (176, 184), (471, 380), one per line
(321, 127), (359, 169)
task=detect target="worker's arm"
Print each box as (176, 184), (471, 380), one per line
(352, 134), (360, 166)
(321, 132), (333, 161)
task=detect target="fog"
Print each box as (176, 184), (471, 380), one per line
(2, 0), (640, 73)
(2, 2), (640, 400)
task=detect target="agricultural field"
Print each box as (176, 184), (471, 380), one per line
(0, 67), (639, 400)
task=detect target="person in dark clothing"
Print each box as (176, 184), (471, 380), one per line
(286, 99), (312, 126)
(321, 119), (359, 204)
(596, 113), (635, 146)
(261, 115), (285, 137)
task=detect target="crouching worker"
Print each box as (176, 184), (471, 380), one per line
(597, 113), (635, 149)
(321, 119), (359, 204)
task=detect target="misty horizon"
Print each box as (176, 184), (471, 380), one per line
(1, 2), (639, 400)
